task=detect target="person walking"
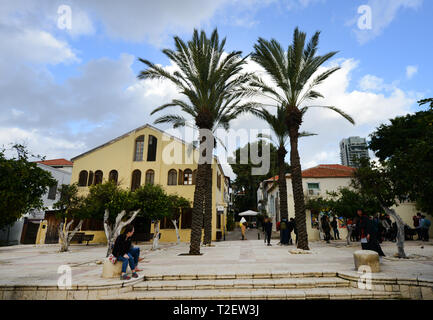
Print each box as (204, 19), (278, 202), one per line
(368, 214), (385, 257)
(321, 215), (331, 243)
(414, 213), (423, 240)
(264, 217), (273, 246)
(420, 215), (431, 242)
(358, 209), (369, 250)
(280, 218), (289, 245)
(331, 216), (340, 240)
(240, 217), (247, 240)
(112, 224), (143, 280)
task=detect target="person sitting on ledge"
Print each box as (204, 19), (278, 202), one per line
(112, 224), (143, 280)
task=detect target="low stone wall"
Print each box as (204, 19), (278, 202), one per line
(337, 272), (433, 300)
(0, 276), (143, 300)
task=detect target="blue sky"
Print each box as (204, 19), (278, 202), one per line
(1, 0), (432, 177)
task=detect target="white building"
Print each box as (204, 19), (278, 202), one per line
(257, 164), (430, 240)
(0, 162), (71, 245)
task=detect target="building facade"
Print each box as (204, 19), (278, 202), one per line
(259, 164), (432, 240)
(0, 163), (71, 245)
(70, 124), (228, 244)
(340, 136), (369, 168)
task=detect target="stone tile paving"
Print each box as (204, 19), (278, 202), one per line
(1, 232), (432, 287)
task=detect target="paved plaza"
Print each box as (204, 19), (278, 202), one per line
(1, 228), (432, 289)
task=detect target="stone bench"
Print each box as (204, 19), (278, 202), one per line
(353, 250), (380, 273)
(102, 259), (123, 278)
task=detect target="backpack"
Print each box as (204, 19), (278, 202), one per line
(280, 221), (287, 230)
(425, 219), (431, 228)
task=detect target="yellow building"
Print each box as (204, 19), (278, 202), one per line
(70, 124), (228, 244)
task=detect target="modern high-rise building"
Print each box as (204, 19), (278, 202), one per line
(340, 136), (369, 167)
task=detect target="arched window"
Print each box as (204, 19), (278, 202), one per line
(88, 171), (94, 186)
(145, 169), (154, 185)
(131, 170), (141, 191)
(167, 169), (177, 185)
(109, 170), (118, 183)
(78, 171), (88, 186)
(134, 135), (145, 161)
(147, 135), (157, 161)
(183, 169), (193, 185)
(94, 170), (103, 185)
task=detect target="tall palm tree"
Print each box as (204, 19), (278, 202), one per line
(137, 29), (254, 254)
(252, 105), (315, 222)
(250, 27), (355, 250)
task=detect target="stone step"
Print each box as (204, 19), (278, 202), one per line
(143, 271), (336, 281)
(100, 287), (401, 300)
(133, 277), (350, 291)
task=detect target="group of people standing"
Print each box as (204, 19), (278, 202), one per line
(262, 216), (297, 246)
(413, 213), (431, 241)
(320, 215), (340, 243)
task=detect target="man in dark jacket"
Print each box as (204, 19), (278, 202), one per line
(264, 217), (273, 246)
(358, 209), (369, 250)
(112, 224), (142, 280)
(330, 216), (340, 240)
(321, 215), (331, 243)
(367, 214), (385, 256)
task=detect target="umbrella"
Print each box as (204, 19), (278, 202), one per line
(238, 210), (259, 216)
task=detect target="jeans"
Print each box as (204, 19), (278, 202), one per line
(266, 232), (271, 245)
(333, 228), (339, 240)
(117, 247), (140, 273)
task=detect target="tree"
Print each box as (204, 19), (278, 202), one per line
(252, 105), (316, 221)
(138, 29), (254, 254)
(306, 188), (381, 245)
(352, 159), (407, 258)
(53, 184), (88, 252)
(84, 181), (140, 257)
(369, 102), (433, 215)
(134, 184), (174, 250)
(167, 194), (191, 244)
(230, 140), (290, 214)
(250, 28), (355, 250)
(0, 144), (56, 230)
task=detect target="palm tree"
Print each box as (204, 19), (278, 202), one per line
(252, 105), (315, 222)
(137, 29), (254, 254)
(250, 27), (355, 250)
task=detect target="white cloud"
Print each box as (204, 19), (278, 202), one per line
(406, 65), (418, 79)
(350, 0), (423, 44)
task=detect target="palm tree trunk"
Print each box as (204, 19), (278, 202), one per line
(277, 146), (288, 221)
(203, 163), (213, 245)
(189, 163), (205, 255)
(288, 127), (309, 250)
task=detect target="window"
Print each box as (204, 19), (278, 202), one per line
(88, 171), (94, 186)
(134, 135), (145, 161)
(216, 214), (221, 229)
(183, 169), (193, 185)
(145, 169), (154, 185)
(181, 208), (193, 229)
(307, 183), (320, 196)
(109, 170), (118, 183)
(78, 171), (88, 186)
(131, 170), (141, 191)
(167, 169), (177, 185)
(147, 135), (157, 161)
(217, 173), (221, 190)
(94, 170), (103, 185)
(47, 183), (57, 200)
